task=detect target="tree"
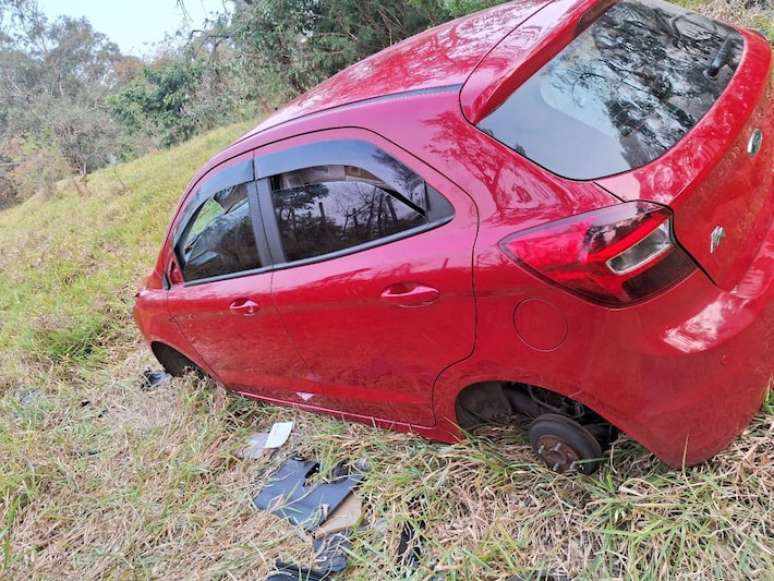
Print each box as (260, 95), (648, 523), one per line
(0, 0), (138, 204)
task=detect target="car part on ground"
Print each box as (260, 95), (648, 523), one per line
(253, 456), (363, 531)
(255, 454), (364, 580)
(312, 533), (351, 575)
(240, 421), (295, 459)
(396, 497), (427, 573)
(506, 573), (571, 581)
(140, 369), (171, 391)
(313, 493), (362, 539)
(239, 432), (273, 460)
(266, 560), (334, 581)
(264, 421), (294, 449)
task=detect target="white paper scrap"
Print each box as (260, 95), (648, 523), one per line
(265, 421), (294, 449)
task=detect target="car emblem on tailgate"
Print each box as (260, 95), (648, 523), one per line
(747, 128), (763, 157)
(710, 225), (726, 254)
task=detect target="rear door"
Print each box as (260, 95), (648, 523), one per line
(166, 157), (306, 398)
(257, 132), (478, 426)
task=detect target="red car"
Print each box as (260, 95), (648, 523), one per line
(134, 0), (773, 474)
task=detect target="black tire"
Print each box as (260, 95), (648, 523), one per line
(528, 414), (603, 475)
(151, 342), (204, 378)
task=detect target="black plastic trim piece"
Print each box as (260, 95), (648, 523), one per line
(257, 177), (287, 264)
(172, 158), (254, 248)
(246, 180), (273, 267)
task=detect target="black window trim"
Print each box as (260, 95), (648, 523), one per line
(176, 175), (274, 287)
(172, 158), (255, 249)
(172, 139), (456, 286)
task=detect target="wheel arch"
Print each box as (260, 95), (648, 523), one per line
(150, 341), (205, 377)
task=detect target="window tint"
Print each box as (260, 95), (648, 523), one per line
(178, 183), (262, 281)
(478, 0), (744, 180)
(270, 165), (428, 262)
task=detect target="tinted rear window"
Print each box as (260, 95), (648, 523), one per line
(478, 0), (744, 180)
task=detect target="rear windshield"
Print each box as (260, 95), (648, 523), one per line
(478, 0), (744, 180)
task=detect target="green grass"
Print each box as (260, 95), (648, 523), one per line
(1, 1), (773, 577)
(0, 123), (252, 376)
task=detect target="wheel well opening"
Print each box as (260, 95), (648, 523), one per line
(150, 342), (202, 377)
(455, 381), (618, 446)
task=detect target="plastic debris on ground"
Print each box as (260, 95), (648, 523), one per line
(140, 369), (171, 391)
(266, 560), (335, 581)
(253, 456), (363, 531)
(255, 455), (366, 580)
(16, 388), (42, 407)
(396, 496), (427, 572)
(313, 493), (361, 538)
(506, 574), (571, 581)
(240, 421), (294, 460)
(312, 532), (351, 574)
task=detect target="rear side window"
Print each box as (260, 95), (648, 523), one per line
(478, 0), (744, 180)
(178, 183), (262, 281)
(270, 165), (428, 262)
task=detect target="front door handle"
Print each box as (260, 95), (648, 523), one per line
(229, 298), (260, 316)
(380, 283), (440, 307)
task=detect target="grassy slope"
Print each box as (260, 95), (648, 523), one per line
(1, 2), (773, 577)
(0, 123), (252, 377)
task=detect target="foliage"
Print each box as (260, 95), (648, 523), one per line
(229, 0), (452, 97)
(108, 0), (507, 148)
(108, 58), (208, 148)
(0, 0), (141, 204)
(1, 135), (69, 202)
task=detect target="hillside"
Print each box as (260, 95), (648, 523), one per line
(0, 123), (252, 381)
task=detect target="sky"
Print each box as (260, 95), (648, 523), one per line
(37, 0), (228, 57)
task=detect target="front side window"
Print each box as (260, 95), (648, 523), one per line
(178, 182), (262, 281)
(270, 165), (428, 263)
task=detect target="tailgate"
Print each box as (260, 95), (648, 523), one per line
(598, 31), (773, 292)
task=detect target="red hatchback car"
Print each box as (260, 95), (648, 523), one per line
(135, 0), (773, 474)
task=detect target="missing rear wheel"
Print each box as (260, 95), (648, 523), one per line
(528, 414), (603, 475)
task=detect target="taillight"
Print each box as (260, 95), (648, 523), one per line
(499, 202), (697, 306)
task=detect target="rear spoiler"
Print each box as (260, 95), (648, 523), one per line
(461, 0), (617, 124)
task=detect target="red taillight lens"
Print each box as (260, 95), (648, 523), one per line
(499, 202), (697, 306)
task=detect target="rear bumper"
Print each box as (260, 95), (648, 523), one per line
(567, 220), (774, 466)
(592, 282), (772, 466)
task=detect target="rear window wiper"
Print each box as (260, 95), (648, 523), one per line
(705, 33), (735, 78)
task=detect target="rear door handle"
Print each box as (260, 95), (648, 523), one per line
(380, 283), (440, 307)
(229, 298), (260, 316)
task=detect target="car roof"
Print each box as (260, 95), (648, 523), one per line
(238, 0), (550, 140)
(187, 0), (599, 196)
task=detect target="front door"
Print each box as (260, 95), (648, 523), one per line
(166, 165), (304, 398)
(257, 134), (478, 426)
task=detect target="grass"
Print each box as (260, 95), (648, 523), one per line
(0, 123), (252, 376)
(1, 1), (773, 578)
